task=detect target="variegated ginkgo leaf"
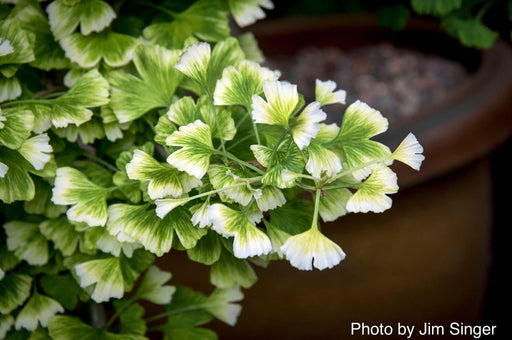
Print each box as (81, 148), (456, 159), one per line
(17, 133), (53, 170)
(305, 142), (342, 178)
(0, 273), (32, 315)
(228, 0), (274, 27)
(166, 96), (236, 141)
(214, 60), (278, 108)
(346, 165), (398, 213)
(251, 80), (299, 127)
(74, 257), (124, 302)
(190, 200), (213, 229)
(52, 167), (109, 226)
(0, 161), (7, 178)
(175, 42), (211, 85)
(257, 141), (306, 188)
(166, 120), (214, 179)
(135, 265), (175, 305)
(14, 293), (64, 331)
(210, 250), (257, 289)
(207, 165), (260, 206)
(143, 0), (230, 50)
(60, 30), (137, 68)
(0, 77), (22, 103)
(112, 300), (146, 336)
(4, 221), (49, 266)
(391, 133), (425, 170)
(255, 185), (286, 211)
(0, 38), (14, 57)
(108, 204), (206, 256)
(315, 79), (346, 106)
(202, 288), (243, 326)
(43, 69), (110, 128)
(0, 108), (34, 149)
(0, 21), (35, 67)
(0, 314), (14, 339)
(48, 315), (147, 340)
(281, 227), (345, 271)
(319, 187), (352, 222)
(207, 203), (272, 258)
(126, 149), (201, 200)
(109, 44), (182, 123)
(290, 101), (326, 150)
(335, 100), (391, 180)
(155, 114), (177, 146)
(39, 217), (80, 257)
(186, 229), (222, 264)
(237, 32), (264, 63)
(84, 227), (142, 258)
(47, 0), (116, 40)
(0, 149), (36, 203)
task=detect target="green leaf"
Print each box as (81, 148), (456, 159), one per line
(213, 60), (278, 108)
(259, 141), (306, 188)
(166, 120), (214, 179)
(24, 179), (67, 218)
(48, 315), (147, 340)
(412, 0), (461, 16)
(126, 149), (201, 199)
(155, 114), (177, 145)
(0, 245), (20, 275)
(175, 42), (211, 86)
(14, 293), (63, 331)
(202, 288), (243, 326)
(335, 100), (391, 180)
(27, 327), (51, 340)
(0, 77), (22, 102)
(207, 165), (260, 206)
(143, 0), (230, 49)
(74, 257), (124, 302)
(47, 0), (116, 40)
(39, 217), (80, 256)
(60, 30), (137, 68)
(135, 265), (175, 304)
(186, 230), (222, 265)
(346, 165), (398, 213)
(442, 16), (498, 49)
(107, 204), (206, 256)
(237, 32), (264, 63)
(208, 203), (271, 258)
(119, 249), (155, 292)
(52, 167), (109, 226)
(17, 133), (52, 171)
(109, 44), (182, 123)
(0, 315), (14, 340)
(4, 221), (49, 266)
(319, 186), (352, 222)
(0, 108), (34, 149)
(0, 21), (35, 66)
(210, 250), (257, 289)
(0, 273), (32, 314)
(113, 300), (146, 336)
(205, 37), (245, 92)
(228, 0), (274, 27)
(376, 4), (411, 31)
(40, 274), (84, 310)
(269, 197), (313, 235)
(0, 148), (36, 203)
(305, 142), (342, 178)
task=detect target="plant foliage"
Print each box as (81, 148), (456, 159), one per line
(0, 0), (424, 338)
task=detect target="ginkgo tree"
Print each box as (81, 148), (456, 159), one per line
(0, 0), (424, 339)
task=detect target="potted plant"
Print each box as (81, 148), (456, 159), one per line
(0, 1), (426, 339)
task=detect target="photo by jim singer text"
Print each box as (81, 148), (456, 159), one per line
(351, 322), (497, 338)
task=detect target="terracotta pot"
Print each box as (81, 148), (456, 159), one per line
(155, 15), (512, 339)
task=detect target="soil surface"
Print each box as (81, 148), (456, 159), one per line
(264, 43), (469, 124)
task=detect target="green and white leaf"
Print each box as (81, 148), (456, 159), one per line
(17, 133), (52, 170)
(251, 80), (299, 127)
(14, 293), (63, 331)
(187, 230), (222, 265)
(237, 32), (264, 63)
(175, 42), (211, 85)
(202, 288), (243, 326)
(74, 257), (124, 302)
(166, 120), (214, 179)
(291, 101), (326, 150)
(255, 185), (286, 211)
(208, 203), (271, 258)
(48, 315), (147, 340)
(52, 167), (109, 226)
(127, 149), (201, 200)
(143, 0), (230, 49)
(113, 300), (146, 336)
(84, 227), (142, 258)
(335, 100), (391, 180)
(281, 227), (345, 271)
(135, 265), (175, 305)
(0, 108), (34, 149)
(109, 44), (182, 123)
(346, 165), (398, 213)
(228, 0), (274, 27)
(4, 221), (49, 266)
(0, 273), (32, 314)
(47, 0), (116, 40)
(60, 30), (137, 68)
(0, 21), (35, 66)
(442, 16), (498, 49)
(0, 315), (14, 340)
(259, 141), (305, 188)
(207, 165), (260, 206)
(315, 79), (346, 106)
(306, 142), (342, 178)
(0, 38), (13, 57)
(391, 133), (425, 170)
(0, 149), (36, 203)
(0, 77), (21, 102)
(319, 187), (352, 222)
(214, 60), (278, 108)
(40, 274), (86, 310)
(39, 217), (80, 256)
